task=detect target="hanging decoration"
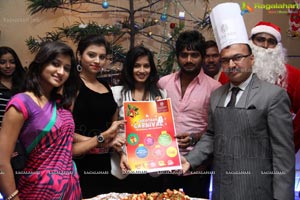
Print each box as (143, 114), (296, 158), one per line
(160, 13), (168, 22)
(160, 3), (168, 22)
(102, 0), (110, 9)
(170, 23), (176, 29)
(157, 0), (172, 75)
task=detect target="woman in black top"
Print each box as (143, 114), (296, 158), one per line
(0, 46), (25, 126)
(73, 35), (125, 198)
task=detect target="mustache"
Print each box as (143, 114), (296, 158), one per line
(224, 67), (241, 73)
(207, 61), (217, 64)
(205, 63), (217, 67)
(224, 68), (252, 73)
(183, 63), (195, 67)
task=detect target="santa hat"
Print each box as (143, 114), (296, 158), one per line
(210, 3), (249, 52)
(250, 21), (281, 42)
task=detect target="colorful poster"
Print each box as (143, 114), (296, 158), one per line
(124, 98), (181, 173)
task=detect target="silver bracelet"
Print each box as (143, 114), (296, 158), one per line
(6, 189), (19, 200)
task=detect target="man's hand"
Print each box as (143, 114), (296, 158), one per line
(181, 155), (191, 173)
(175, 132), (191, 149)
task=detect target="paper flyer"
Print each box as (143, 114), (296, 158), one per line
(123, 98), (181, 173)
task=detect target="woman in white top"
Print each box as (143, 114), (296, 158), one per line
(111, 45), (166, 193)
(112, 46), (166, 117)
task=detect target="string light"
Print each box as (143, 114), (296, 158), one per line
(178, 11), (185, 26)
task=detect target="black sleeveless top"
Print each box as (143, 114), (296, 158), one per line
(73, 79), (117, 137)
(73, 80), (118, 197)
(73, 81), (117, 184)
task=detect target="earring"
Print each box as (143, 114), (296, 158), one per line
(76, 64), (82, 72)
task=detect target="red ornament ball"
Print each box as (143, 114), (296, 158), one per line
(170, 23), (176, 29)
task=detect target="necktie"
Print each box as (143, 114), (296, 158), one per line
(227, 87), (240, 107)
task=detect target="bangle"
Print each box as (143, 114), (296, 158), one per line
(6, 189), (19, 200)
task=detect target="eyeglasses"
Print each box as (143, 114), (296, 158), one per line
(179, 52), (201, 59)
(253, 36), (278, 46)
(220, 54), (251, 66)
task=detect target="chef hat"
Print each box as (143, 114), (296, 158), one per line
(210, 2), (249, 52)
(250, 21), (281, 42)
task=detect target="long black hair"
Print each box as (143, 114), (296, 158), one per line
(23, 41), (80, 109)
(120, 46), (161, 99)
(0, 46), (25, 94)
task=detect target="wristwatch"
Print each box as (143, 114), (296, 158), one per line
(189, 134), (197, 146)
(96, 134), (105, 143)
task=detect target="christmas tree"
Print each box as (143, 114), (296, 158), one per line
(26, 0), (211, 76)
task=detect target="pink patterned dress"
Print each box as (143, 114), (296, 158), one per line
(7, 93), (81, 200)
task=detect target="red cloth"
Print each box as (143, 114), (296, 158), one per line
(286, 64), (300, 152)
(218, 71), (229, 85)
(218, 65), (300, 152)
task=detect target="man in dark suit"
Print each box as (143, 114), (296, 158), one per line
(182, 42), (295, 200)
(181, 2), (295, 200)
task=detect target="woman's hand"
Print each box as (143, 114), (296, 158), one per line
(73, 120), (126, 155)
(102, 120), (126, 144)
(120, 153), (131, 174)
(110, 135), (126, 150)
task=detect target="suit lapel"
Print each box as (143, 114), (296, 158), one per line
(236, 74), (260, 108)
(212, 84), (230, 108)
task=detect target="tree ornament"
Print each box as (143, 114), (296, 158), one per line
(170, 23), (176, 29)
(102, 0), (109, 9)
(160, 13), (167, 22)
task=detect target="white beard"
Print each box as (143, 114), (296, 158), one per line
(249, 40), (287, 89)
